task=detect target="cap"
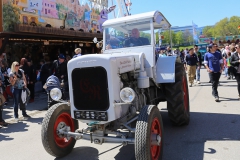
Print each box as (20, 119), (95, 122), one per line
(58, 54), (65, 59)
(208, 44), (214, 48)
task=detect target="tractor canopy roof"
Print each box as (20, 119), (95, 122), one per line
(102, 11), (171, 30)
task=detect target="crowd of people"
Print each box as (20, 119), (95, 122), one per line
(162, 42), (240, 102)
(0, 47), (83, 127)
(1, 41), (239, 127)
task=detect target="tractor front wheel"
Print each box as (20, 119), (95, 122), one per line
(41, 103), (78, 157)
(135, 105), (163, 160)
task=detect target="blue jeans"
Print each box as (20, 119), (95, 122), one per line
(224, 67), (228, 77)
(12, 88), (26, 118)
(196, 68), (200, 81)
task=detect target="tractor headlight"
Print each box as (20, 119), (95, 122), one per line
(120, 87), (135, 103)
(50, 88), (62, 101)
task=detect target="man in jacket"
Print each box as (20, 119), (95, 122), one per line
(230, 44), (240, 99)
(184, 48), (199, 87)
(51, 54), (68, 82)
(27, 59), (37, 102)
(194, 45), (202, 84)
(204, 44), (224, 102)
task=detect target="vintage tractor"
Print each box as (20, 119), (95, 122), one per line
(41, 11), (190, 160)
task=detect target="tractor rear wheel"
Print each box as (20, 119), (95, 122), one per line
(135, 105), (163, 160)
(163, 62), (190, 126)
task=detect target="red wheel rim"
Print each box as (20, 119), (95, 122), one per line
(54, 112), (75, 148)
(150, 118), (162, 160)
(182, 76), (189, 111)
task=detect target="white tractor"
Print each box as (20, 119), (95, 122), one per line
(41, 11), (190, 160)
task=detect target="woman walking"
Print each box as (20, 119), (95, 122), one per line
(230, 44), (240, 100)
(9, 61), (30, 122)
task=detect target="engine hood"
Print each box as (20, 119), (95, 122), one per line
(68, 53), (142, 73)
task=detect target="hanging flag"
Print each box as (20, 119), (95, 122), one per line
(108, 5), (116, 13)
(192, 21), (199, 44)
(238, 25), (240, 30)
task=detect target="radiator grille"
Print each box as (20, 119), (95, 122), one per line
(71, 67), (109, 111)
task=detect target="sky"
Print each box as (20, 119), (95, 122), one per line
(108, 0), (239, 27)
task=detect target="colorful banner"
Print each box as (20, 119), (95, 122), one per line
(2, 0), (114, 32)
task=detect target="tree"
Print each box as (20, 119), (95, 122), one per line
(3, 3), (20, 31)
(183, 30), (192, 44)
(161, 30), (176, 45)
(140, 32), (151, 42)
(202, 26), (214, 37)
(202, 16), (240, 38)
(175, 31), (184, 45)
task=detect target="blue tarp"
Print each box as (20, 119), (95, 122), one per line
(46, 75), (61, 91)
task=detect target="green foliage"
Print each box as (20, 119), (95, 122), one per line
(56, 3), (68, 20)
(95, 8), (100, 15)
(140, 32), (151, 42)
(160, 31), (178, 45)
(3, 3), (20, 31)
(202, 26), (214, 37)
(202, 16), (240, 37)
(160, 29), (193, 46)
(175, 31), (184, 45)
(116, 30), (125, 37)
(161, 31), (173, 44)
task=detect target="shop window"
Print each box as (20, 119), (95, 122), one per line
(23, 16), (28, 24)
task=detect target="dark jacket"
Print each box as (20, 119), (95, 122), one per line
(51, 60), (68, 81)
(185, 53), (199, 66)
(40, 63), (51, 82)
(124, 37), (150, 47)
(195, 51), (202, 66)
(230, 52), (240, 74)
(28, 65), (37, 83)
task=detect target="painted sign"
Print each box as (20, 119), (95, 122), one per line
(116, 57), (135, 74)
(2, 0), (114, 32)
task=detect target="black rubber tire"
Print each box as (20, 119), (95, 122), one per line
(163, 62), (190, 126)
(135, 105), (163, 160)
(41, 103), (78, 157)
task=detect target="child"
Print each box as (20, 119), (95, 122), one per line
(223, 57), (228, 77)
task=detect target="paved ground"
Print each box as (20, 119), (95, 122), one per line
(1, 68), (240, 160)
